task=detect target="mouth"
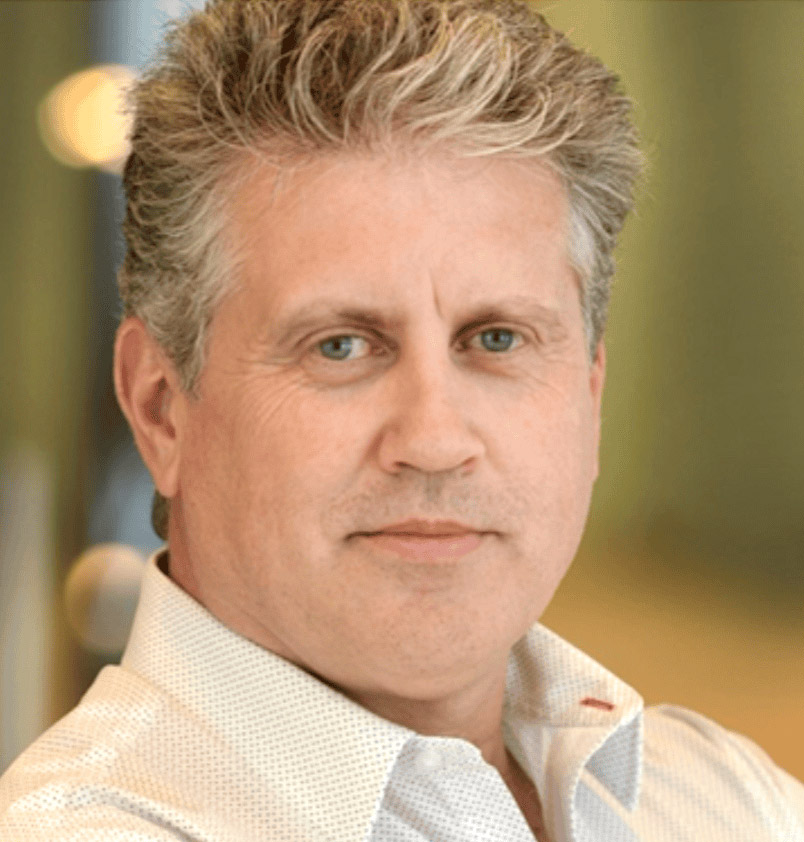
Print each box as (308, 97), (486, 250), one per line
(353, 530), (487, 562)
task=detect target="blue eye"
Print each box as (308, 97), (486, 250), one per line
(315, 328), (522, 363)
(317, 335), (371, 361)
(473, 328), (521, 353)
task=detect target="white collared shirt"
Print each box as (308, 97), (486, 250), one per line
(1, 551), (803, 841)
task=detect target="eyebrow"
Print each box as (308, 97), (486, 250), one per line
(270, 295), (567, 347)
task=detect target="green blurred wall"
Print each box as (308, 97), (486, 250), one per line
(0, 1), (93, 741)
(539, 1), (804, 601)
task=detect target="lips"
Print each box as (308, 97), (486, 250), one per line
(363, 519), (480, 537)
(354, 519), (487, 562)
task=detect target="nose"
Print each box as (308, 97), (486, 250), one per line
(376, 352), (485, 476)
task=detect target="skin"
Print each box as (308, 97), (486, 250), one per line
(115, 150), (605, 840)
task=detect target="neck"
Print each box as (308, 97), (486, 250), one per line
(343, 673), (549, 840)
(165, 544), (550, 839)
(342, 660), (509, 763)
(503, 749), (550, 840)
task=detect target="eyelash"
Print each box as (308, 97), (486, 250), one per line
(311, 327), (526, 363)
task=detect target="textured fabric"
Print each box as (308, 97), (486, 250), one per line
(1, 550), (802, 842)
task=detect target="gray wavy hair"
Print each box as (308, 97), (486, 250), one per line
(117, 0), (643, 540)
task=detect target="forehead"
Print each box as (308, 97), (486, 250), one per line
(226, 149), (575, 320)
(235, 146), (566, 236)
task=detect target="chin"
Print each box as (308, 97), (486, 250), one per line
(360, 631), (514, 696)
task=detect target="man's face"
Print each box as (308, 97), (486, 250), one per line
(172, 151), (605, 702)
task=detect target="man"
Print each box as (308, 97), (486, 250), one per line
(1, 1), (802, 840)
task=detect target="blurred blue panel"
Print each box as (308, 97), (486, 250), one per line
(95, 0), (206, 68)
(85, 0), (205, 557)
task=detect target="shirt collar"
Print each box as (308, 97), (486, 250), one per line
(504, 625), (644, 842)
(123, 550), (643, 842)
(122, 550), (414, 842)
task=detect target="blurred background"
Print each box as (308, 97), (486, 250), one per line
(1, 0), (802, 779)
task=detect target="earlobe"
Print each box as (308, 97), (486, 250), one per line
(113, 317), (185, 499)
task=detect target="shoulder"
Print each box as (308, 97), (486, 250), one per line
(639, 704), (804, 839)
(0, 665), (230, 840)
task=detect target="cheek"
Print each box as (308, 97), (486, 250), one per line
(515, 382), (596, 469)
(246, 386), (366, 477)
(178, 396), (249, 562)
(182, 399), (232, 501)
(218, 384), (371, 543)
(509, 388), (599, 542)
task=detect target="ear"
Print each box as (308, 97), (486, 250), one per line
(113, 317), (187, 499)
(589, 340), (606, 481)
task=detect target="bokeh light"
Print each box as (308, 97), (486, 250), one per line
(37, 64), (135, 174)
